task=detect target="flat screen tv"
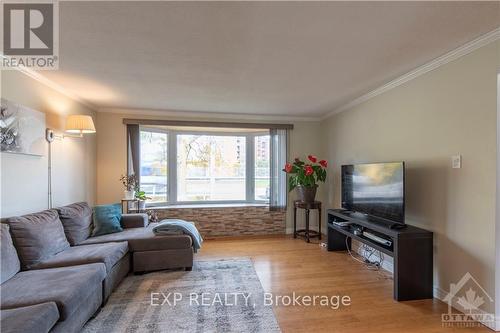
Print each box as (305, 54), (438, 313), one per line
(341, 162), (405, 225)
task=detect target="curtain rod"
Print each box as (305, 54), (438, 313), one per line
(122, 118), (294, 130)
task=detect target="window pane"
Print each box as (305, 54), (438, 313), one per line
(255, 135), (270, 201)
(177, 134), (246, 201)
(140, 131), (168, 203)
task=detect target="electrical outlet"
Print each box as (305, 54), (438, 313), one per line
(452, 155), (461, 169)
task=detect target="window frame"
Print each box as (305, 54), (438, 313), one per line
(140, 126), (270, 207)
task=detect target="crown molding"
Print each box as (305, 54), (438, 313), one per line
(12, 64), (98, 111)
(1, 53), (97, 110)
(321, 27), (500, 120)
(98, 107), (321, 122)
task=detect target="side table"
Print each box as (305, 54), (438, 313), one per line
(294, 200), (322, 243)
(121, 198), (138, 214)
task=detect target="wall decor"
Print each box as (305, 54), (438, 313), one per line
(0, 98), (46, 156)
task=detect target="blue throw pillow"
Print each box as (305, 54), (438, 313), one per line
(92, 204), (123, 237)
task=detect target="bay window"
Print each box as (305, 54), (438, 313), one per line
(127, 120), (289, 210)
(138, 127), (270, 206)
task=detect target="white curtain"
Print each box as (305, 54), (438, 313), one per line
(270, 128), (289, 211)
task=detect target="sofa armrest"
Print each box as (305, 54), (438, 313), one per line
(121, 213), (149, 228)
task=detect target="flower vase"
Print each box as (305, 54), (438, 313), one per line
(296, 185), (318, 203)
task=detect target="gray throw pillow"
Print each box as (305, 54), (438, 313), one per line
(0, 224), (20, 283)
(7, 209), (70, 269)
(56, 202), (93, 245)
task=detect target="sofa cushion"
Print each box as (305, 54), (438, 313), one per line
(0, 302), (59, 333)
(31, 241), (128, 273)
(6, 209), (70, 269)
(80, 224), (192, 251)
(0, 224), (20, 283)
(92, 204), (123, 237)
(121, 213), (149, 228)
(0, 263), (106, 321)
(56, 202), (93, 245)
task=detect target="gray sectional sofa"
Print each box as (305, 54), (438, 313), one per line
(0, 202), (194, 333)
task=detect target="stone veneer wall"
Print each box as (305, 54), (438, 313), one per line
(153, 206), (286, 238)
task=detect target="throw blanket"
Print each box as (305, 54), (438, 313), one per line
(152, 219), (203, 252)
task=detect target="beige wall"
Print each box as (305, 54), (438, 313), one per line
(287, 120), (325, 232)
(96, 111), (323, 231)
(321, 41), (499, 313)
(1, 70), (97, 217)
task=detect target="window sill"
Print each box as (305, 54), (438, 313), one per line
(147, 203), (270, 209)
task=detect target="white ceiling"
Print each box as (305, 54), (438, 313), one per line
(39, 1), (499, 118)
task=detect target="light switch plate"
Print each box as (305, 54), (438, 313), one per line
(452, 155), (461, 169)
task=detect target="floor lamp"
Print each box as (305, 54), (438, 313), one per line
(45, 115), (96, 208)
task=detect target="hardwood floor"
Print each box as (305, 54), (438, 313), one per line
(197, 236), (491, 333)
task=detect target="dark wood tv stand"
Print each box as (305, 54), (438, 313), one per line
(327, 209), (433, 301)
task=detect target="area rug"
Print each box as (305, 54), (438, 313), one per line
(83, 259), (281, 333)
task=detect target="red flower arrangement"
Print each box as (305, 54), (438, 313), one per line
(283, 155), (328, 191)
(308, 155), (317, 163)
(304, 165), (314, 176)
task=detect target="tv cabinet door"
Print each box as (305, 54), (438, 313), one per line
(394, 235), (433, 301)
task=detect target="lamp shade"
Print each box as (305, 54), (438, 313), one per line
(65, 115), (96, 134)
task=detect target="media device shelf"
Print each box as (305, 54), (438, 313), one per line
(329, 224), (394, 256)
(327, 209), (433, 301)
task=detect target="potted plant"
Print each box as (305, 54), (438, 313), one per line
(120, 174), (137, 200)
(283, 155), (328, 203)
(135, 189), (151, 210)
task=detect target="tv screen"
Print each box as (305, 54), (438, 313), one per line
(341, 162), (405, 224)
